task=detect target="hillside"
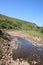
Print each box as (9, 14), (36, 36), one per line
(0, 14), (38, 30)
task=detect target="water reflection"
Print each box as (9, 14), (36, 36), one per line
(13, 36), (43, 65)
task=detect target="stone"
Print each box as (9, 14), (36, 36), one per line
(2, 56), (5, 59)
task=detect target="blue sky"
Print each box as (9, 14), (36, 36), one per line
(0, 0), (43, 26)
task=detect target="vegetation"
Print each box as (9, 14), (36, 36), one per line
(41, 27), (43, 34)
(0, 14), (38, 30)
(26, 31), (43, 38)
(0, 14), (43, 38)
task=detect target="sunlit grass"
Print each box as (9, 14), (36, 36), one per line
(26, 31), (43, 38)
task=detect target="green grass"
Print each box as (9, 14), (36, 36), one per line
(26, 31), (43, 38)
(0, 14), (38, 30)
(0, 14), (43, 37)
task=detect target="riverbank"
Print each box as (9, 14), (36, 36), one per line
(6, 30), (43, 47)
(0, 30), (43, 65)
(0, 31), (30, 65)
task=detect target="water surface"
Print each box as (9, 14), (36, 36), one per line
(13, 36), (43, 65)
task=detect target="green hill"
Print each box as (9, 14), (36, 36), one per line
(0, 14), (38, 30)
(0, 14), (43, 37)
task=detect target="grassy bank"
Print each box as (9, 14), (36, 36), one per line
(26, 31), (43, 38)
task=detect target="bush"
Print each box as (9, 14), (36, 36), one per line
(0, 30), (3, 36)
(41, 27), (43, 33)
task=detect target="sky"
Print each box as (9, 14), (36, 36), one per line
(0, 0), (43, 26)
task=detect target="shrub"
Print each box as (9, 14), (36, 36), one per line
(41, 27), (43, 33)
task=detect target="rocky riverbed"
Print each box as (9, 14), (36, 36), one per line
(0, 30), (43, 65)
(0, 36), (30, 65)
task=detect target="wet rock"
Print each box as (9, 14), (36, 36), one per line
(31, 61), (37, 65)
(21, 60), (30, 65)
(20, 58), (23, 61)
(3, 43), (7, 46)
(1, 59), (4, 61)
(2, 56), (5, 59)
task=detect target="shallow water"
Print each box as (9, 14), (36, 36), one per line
(13, 36), (43, 65)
